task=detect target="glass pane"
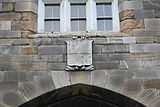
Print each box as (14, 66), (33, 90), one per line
(104, 19), (112, 31)
(45, 21), (60, 32)
(96, 3), (112, 17)
(71, 4), (86, 18)
(45, 21), (53, 32)
(79, 20), (86, 31)
(53, 21), (60, 32)
(96, 4), (103, 17)
(104, 4), (112, 16)
(45, 5), (60, 18)
(52, 5), (60, 18)
(71, 5), (78, 17)
(79, 5), (86, 17)
(45, 6), (52, 18)
(97, 19), (112, 31)
(71, 20), (78, 31)
(71, 20), (86, 31)
(97, 20), (105, 31)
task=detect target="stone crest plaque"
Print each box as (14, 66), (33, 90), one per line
(65, 38), (94, 71)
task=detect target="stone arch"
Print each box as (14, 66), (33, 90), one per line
(19, 84), (146, 107)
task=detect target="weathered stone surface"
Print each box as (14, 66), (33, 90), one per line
(144, 18), (160, 31)
(0, 21), (11, 30)
(122, 79), (143, 96)
(18, 82), (39, 100)
(66, 40), (93, 67)
(130, 44), (160, 53)
(34, 74), (55, 92)
(91, 70), (107, 88)
(15, 1), (37, 13)
(2, 92), (25, 107)
(107, 71), (133, 90)
(12, 20), (37, 32)
(39, 45), (66, 55)
(21, 46), (37, 55)
(119, 1), (143, 12)
(14, 12), (37, 21)
(144, 79), (160, 89)
(93, 45), (102, 54)
(149, 97), (160, 107)
(120, 19), (144, 33)
(48, 63), (66, 70)
(0, 31), (21, 38)
(1, 2), (14, 12)
(0, 81), (18, 92)
(119, 9), (136, 21)
(138, 89), (158, 105)
(70, 72), (91, 85)
(51, 71), (70, 88)
(94, 61), (120, 69)
(0, 45), (20, 55)
(134, 71), (159, 79)
(102, 44), (129, 53)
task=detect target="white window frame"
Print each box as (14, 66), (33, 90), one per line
(37, 0), (120, 33)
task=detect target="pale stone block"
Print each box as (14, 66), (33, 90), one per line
(51, 71), (70, 89)
(34, 75), (55, 93)
(0, 82), (18, 92)
(91, 70), (107, 88)
(122, 37), (136, 44)
(0, 21), (11, 30)
(70, 72), (91, 85)
(122, 79), (143, 96)
(119, 1), (143, 12)
(15, 1), (37, 13)
(18, 82), (40, 100)
(144, 18), (160, 31)
(130, 44), (160, 53)
(39, 45), (66, 55)
(2, 92), (25, 107)
(149, 97), (160, 107)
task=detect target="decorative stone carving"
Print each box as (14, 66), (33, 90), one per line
(65, 36), (94, 71)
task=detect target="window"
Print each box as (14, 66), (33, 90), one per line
(96, 3), (113, 31)
(71, 3), (86, 31)
(45, 4), (60, 32)
(38, 0), (119, 33)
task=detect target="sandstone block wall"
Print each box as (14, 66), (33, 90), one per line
(0, 0), (37, 34)
(0, 0), (159, 107)
(119, 0), (160, 33)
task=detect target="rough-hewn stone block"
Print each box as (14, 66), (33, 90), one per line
(0, 31), (21, 38)
(38, 45), (66, 55)
(70, 72), (91, 85)
(120, 19), (144, 33)
(93, 45), (102, 54)
(102, 45), (129, 53)
(91, 70), (107, 88)
(122, 79), (143, 96)
(144, 79), (160, 89)
(93, 61), (120, 69)
(119, 9), (136, 21)
(15, 1), (37, 13)
(119, 1), (143, 12)
(144, 18), (160, 31)
(0, 21), (11, 30)
(1, 2), (15, 12)
(51, 71), (70, 89)
(21, 46), (37, 55)
(48, 63), (66, 70)
(12, 20), (37, 32)
(130, 44), (160, 53)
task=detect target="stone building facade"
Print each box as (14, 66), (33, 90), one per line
(0, 0), (160, 107)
